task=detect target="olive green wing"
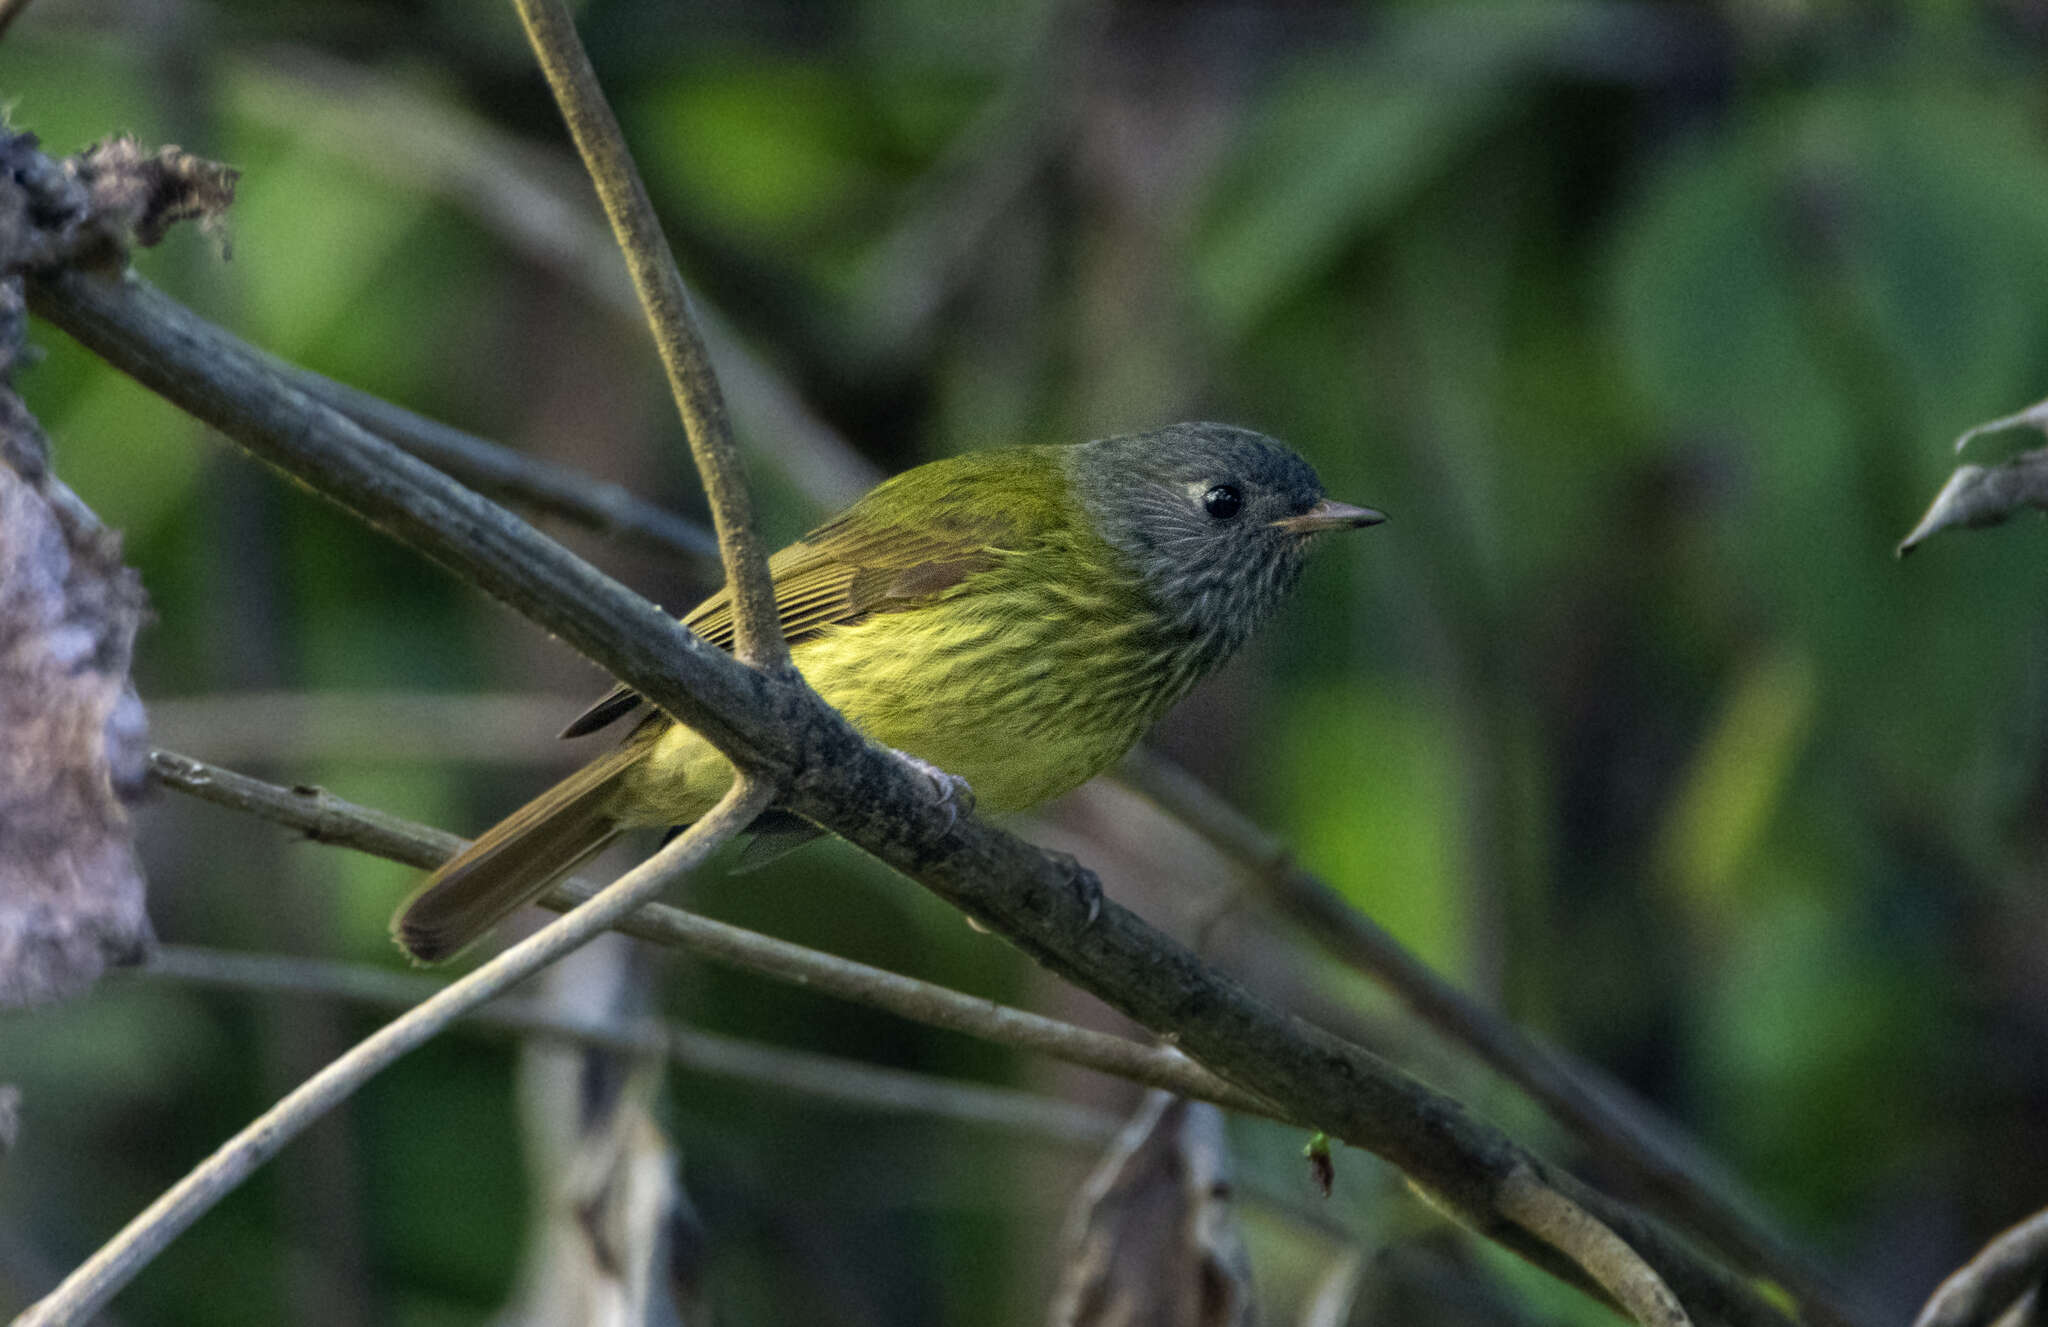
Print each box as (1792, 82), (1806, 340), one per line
(559, 506), (1015, 739)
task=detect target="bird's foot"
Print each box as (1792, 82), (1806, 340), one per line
(888, 748), (975, 830)
(1043, 849), (1103, 925)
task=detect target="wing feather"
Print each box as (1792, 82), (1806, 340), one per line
(558, 455), (1054, 738)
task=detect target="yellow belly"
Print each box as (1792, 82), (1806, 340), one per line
(609, 602), (1173, 829)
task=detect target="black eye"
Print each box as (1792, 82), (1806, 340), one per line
(1202, 484), (1242, 520)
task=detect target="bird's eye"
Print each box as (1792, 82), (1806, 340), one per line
(1202, 484), (1243, 520)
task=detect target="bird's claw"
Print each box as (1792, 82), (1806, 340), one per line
(1044, 849), (1103, 925)
(889, 749), (974, 830)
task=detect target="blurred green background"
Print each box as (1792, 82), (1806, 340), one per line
(8, 0), (2048, 1322)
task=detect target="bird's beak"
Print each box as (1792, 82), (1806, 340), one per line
(1271, 498), (1387, 535)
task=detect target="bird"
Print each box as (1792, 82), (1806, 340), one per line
(391, 422), (1384, 962)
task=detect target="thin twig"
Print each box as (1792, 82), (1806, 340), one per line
(1114, 747), (1870, 1327)
(14, 777), (773, 1327)
(1498, 1165), (1692, 1327)
(146, 749), (1284, 1120)
(143, 945), (1117, 1146)
(511, 0), (782, 668)
(1919, 1206), (2048, 1327)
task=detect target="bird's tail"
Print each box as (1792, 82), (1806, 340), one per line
(391, 744), (642, 963)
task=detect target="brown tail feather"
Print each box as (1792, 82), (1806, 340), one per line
(392, 745), (641, 963)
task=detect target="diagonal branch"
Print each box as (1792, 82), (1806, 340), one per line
(14, 776), (774, 1327)
(1114, 748), (1872, 1327)
(510, 0), (782, 668)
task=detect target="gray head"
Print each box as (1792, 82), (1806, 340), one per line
(1065, 421), (1383, 665)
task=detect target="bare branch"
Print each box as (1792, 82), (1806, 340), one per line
(144, 945), (1119, 1147)
(1918, 1207), (2048, 1327)
(1498, 1165), (1692, 1327)
(147, 749), (1282, 1119)
(22, 159), (1796, 1327)
(510, 0), (782, 668)
(1115, 748), (1869, 1327)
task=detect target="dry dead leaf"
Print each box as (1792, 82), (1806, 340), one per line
(1900, 396), (2048, 555)
(1049, 1092), (1256, 1327)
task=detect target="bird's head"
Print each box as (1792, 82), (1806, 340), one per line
(1066, 422), (1384, 659)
